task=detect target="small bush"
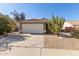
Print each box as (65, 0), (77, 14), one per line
(0, 14), (16, 35)
(71, 29), (79, 39)
(6, 20), (16, 33)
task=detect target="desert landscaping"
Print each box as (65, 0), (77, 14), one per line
(0, 32), (79, 56)
(44, 34), (79, 50)
(0, 3), (79, 56)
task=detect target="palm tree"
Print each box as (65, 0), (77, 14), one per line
(48, 16), (65, 35)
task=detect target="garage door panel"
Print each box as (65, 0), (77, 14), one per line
(22, 24), (44, 33)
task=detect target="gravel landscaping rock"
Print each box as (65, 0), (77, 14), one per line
(0, 33), (26, 50)
(44, 34), (79, 50)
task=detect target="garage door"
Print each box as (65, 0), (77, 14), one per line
(22, 24), (45, 33)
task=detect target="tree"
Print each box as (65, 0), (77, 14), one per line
(20, 12), (25, 20)
(11, 10), (26, 21)
(11, 10), (20, 21)
(0, 14), (16, 35)
(48, 16), (65, 35)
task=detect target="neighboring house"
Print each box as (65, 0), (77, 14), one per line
(63, 21), (79, 32)
(19, 19), (48, 33)
(62, 21), (73, 32)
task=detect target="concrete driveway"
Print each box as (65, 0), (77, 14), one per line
(0, 34), (79, 56)
(9, 34), (44, 48)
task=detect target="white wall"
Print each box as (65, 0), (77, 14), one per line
(62, 22), (73, 29)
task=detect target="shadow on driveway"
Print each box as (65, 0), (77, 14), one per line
(0, 34), (29, 51)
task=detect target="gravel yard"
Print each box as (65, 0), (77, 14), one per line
(44, 34), (79, 50)
(0, 33), (27, 51)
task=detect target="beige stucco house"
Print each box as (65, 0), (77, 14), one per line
(63, 21), (79, 32)
(19, 19), (48, 33)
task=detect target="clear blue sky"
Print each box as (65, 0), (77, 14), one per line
(0, 3), (79, 20)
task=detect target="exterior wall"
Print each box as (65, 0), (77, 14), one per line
(65, 27), (76, 32)
(62, 22), (73, 30)
(62, 22), (79, 32)
(21, 23), (46, 33)
(43, 23), (46, 33)
(15, 21), (20, 31)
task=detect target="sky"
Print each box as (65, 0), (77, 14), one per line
(0, 3), (79, 20)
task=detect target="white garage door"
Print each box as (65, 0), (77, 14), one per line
(22, 24), (45, 33)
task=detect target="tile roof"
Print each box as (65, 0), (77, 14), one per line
(19, 18), (48, 23)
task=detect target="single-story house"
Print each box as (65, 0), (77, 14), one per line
(18, 19), (79, 33)
(19, 19), (48, 33)
(63, 21), (79, 32)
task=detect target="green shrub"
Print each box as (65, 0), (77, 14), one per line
(48, 16), (65, 35)
(0, 14), (16, 35)
(6, 20), (16, 33)
(71, 30), (79, 39)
